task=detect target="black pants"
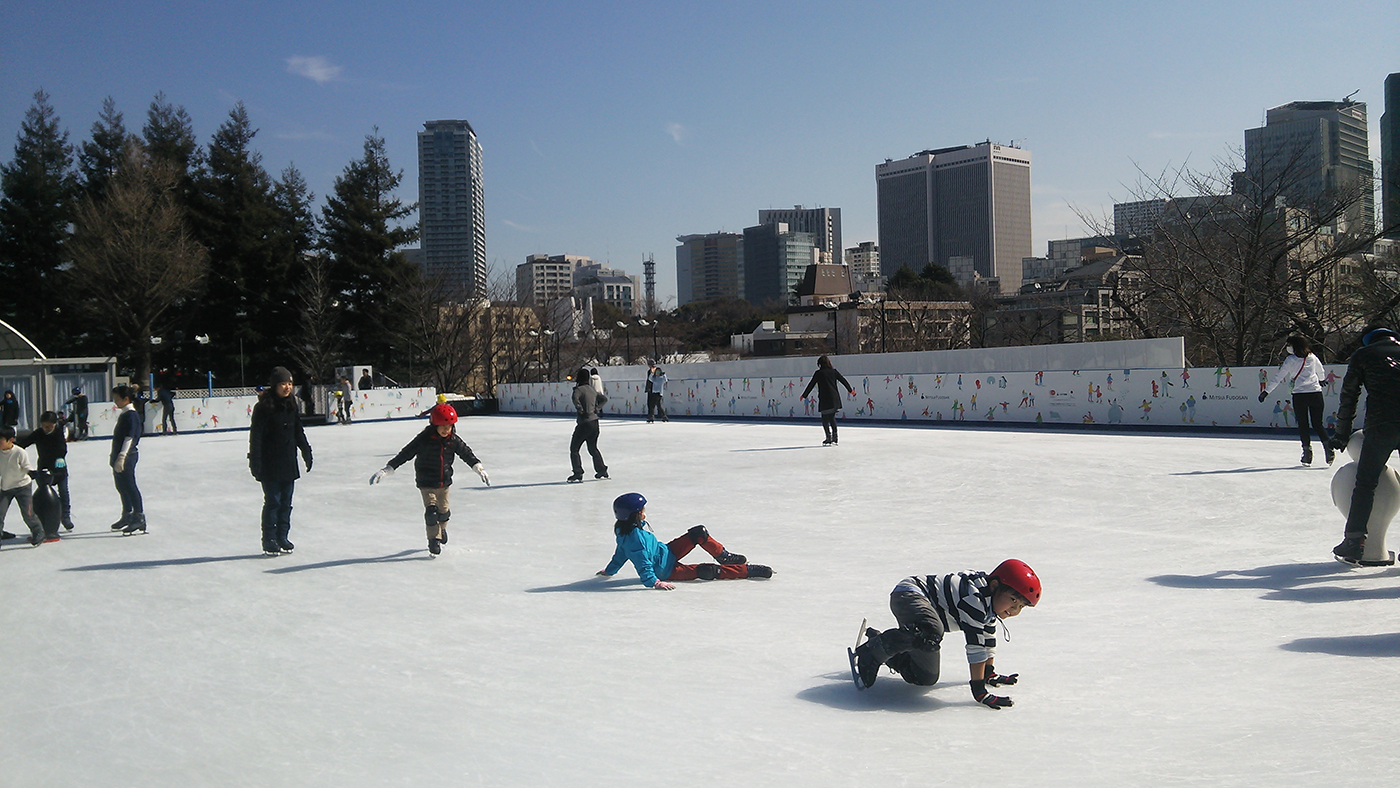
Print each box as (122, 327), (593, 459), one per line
(260, 479), (295, 547)
(1293, 392), (1328, 448)
(570, 420), (607, 476)
(882, 582), (947, 686)
(647, 393), (667, 421)
(820, 409), (838, 441)
(113, 451), (142, 516)
(1344, 422), (1400, 537)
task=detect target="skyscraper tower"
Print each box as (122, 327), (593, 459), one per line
(417, 119), (487, 296)
(1243, 100), (1373, 236)
(875, 142), (1031, 292)
(757, 206), (842, 264)
(1383, 73), (1399, 239)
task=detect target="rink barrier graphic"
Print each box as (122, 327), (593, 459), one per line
(497, 366), (1364, 431)
(80, 387), (436, 439)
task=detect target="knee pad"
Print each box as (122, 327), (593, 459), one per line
(437, 510), (451, 524)
(686, 524), (709, 542)
(424, 507), (439, 527)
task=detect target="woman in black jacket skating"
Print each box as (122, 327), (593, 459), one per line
(800, 355), (856, 445)
(249, 367), (312, 555)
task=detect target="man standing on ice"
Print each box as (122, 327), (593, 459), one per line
(568, 367), (608, 483)
(1330, 327), (1400, 564)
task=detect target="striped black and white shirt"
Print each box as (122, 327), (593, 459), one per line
(900, 571), (997, 664)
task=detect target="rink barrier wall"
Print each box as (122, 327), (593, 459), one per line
(497, 363), (1365, 432)
(79, 387), (436, 439)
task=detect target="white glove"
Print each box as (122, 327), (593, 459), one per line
(473, 463), (490, 486)
(369, 465), (393, 485)
(113, 454), (126, 473)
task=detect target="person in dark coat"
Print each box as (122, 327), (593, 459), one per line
(358, 370), (373, 390)
(17, 411), (75, 530)
(369, 403), (489, 556)
(156, 384), (178, 435)
(108, 385), (145, 533)
(0, 390), (18, 429)
(1330, 327), (1400, 565)
(799, 355), (856, 445)
(65, 387), (89, 440)
(248, 367), (313, 555)
(568, 367), (609, 482)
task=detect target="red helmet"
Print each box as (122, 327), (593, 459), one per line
(990, 559), (1040, 606)
(429, 403), (458, 426)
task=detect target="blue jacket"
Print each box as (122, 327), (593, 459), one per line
(604, 522), (674, 587)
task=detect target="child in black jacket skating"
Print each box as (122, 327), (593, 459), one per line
(370, 403), (489, 555)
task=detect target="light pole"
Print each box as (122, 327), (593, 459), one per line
(527, 330), (545, 382)
(616, 321), (630, 364)
(637, 318), (659, 361)
(542, 329), (555, 379)
(823, 302), (839, 355)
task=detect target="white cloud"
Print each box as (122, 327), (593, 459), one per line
(502, 219), (540, 233)
(286, 56), (342, 84)
(665, 122), (687, 144)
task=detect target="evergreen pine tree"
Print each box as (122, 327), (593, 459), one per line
(321, 130), (420, 373)
(0, 89), (78, 349)
(77, 96), (131, 202)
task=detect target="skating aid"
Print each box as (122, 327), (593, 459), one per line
(847, 618), (867, 691)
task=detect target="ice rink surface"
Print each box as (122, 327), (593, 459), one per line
(3, 414), (1398, 787)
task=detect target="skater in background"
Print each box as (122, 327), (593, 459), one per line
(800, 355), (856, 445)
(338, 375), (355, 423)
(1259, 335), (1331, 465)
(851, 559), (1040, 710)
(0, 389), (18, 429)
(16, 411), (75, 530)
(369, 403), (489, 556)
(646, 362), (669, 423)
(0, 426), (45, 546)
(65, 387), (89, 440)
(108, 385), (145, 534)
(248, 367), (312, 555)
(156, 383), (178, 435)
(131, 382), (148, 426)
(358, 369), (373, 390)
(299, 375), (316, 416)
(589, 367), (603, 396)
(596, 492), (771, 589)
(568, 367), (608, 483)
(1330, 327), (1400, 564)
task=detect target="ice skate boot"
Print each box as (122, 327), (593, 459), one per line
(595, 469), (609, 480)
(716, 549), (746, 565)
(1301, 447), (1313, 466)
(1, 530), (16, 540)
(438, 527), (448, 545)
(263, 543), (281, 556)
(110, 515), (132, 531)
(567, 472), (583, 483)
(62, 516), (75, 531)
(121, 515), (147, 535)
(29, 527), (44, 546)
(745, 564), (773, 578)
(277, 540), (294, 553)
(428, 536), (442, 556)
(1325, 445), (1336, 465)
(1333, 535), (1365, 565)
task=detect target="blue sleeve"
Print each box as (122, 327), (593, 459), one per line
(604, 543), (628, 576)
(620, 531), (659, 587)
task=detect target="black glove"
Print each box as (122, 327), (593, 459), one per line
(1257, 391), (1267, 403)
(304, 453), (313, 472)
(1330, 432), (1351, 452)
(984, 668), (1019, 687)
(971, 679), (1013, 710)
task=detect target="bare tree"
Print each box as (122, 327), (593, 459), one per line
(1076, 148), (1390, 366)
(287, 252), (342, 381)
(68, 142), (208, 381)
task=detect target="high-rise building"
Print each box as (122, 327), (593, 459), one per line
(875, 142), (1031, 292)
(757, 206), (842, 264)
(844, 241), (880, 278)
(418, 119), (487, 296)
(516, 254), (590, 305)
(676, 232), (745, 307)
(743, 222), (816, 306)
(1383, 73), (1399, 239)
(574, 262), (639, 315)
(1243, 100), (1373, 236)
(1114, 199), (1167, 238)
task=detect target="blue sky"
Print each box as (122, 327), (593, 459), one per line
(3, 1), (1396, 306)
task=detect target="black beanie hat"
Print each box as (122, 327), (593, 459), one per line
(269, 366), (294, 385)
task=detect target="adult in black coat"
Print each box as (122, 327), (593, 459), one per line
(249, 367), (313, 555)
(1331, 327), (1400, 564)
(800, 355), (856, 445)
(17, 411), (75, 530)
(0, 390), (18, 428)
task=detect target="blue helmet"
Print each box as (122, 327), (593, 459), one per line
(1362, 327), (1398, 346)
(72, 387), (82, 395)
(613, 492), (647, 523)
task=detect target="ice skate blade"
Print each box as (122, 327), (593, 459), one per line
(1358, 551), (1397, 567)
(1334, 553), (1362, 567)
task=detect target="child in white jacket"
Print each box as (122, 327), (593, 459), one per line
(1260, 335), (1332, 465)
(0, 426), (45, 546)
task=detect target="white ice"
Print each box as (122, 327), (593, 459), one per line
(3, 416), (1398, 787)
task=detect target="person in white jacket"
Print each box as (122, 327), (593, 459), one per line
(1260, 335), (1332, 465)
(0, 426), (45, 546)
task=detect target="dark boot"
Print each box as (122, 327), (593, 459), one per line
(1302, 446), (1313, 466)
(438, 510), (450, 544)
(853, 628), (913, 688)
(428, 537), (442, 556)
(1334, 534), (1366, 565)
(110, 514), (132, 531)
(716, 550), (746, 565)
(121, 514), (147, 535)
(745, 564), (773, 578)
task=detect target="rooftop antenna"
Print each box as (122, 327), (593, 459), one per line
(643, 253), (656, 316)
(1343, 89), (1359, 103)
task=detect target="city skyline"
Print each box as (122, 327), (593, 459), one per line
(2, 2), (1395, 309)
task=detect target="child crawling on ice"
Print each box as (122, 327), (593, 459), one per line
(596, 493), (771, 589)
(851, 559), (1040, 710)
